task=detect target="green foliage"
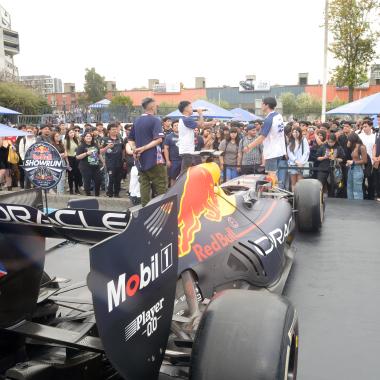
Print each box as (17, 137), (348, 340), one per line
(0, 82), (51, 114)
(281, 92), (322, 118)
(327, 97), (347, 110)
(77, 93), (90, 108)
(328, 0), (380, 101)
(84, 68), (107, 103)
(280, 92), (297, 115)
(110, 95), (133, 107)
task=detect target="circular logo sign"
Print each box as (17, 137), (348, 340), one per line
(23, 142), (66, 189)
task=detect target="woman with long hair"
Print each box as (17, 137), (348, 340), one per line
(213, 129), (223, 150)
(51, 131), (68, 195)
(219, 127), (240, 180)
(287, 126), (310, 190)
(346, 132), (367, 200)
(64, 128), (81, 194)
(76, 132), (103, 196)
(0, 138), (12, 191)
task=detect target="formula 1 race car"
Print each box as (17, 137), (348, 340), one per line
(0, 156), (324, 380)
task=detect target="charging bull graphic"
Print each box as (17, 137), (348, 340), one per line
(178, 164), (223, 257)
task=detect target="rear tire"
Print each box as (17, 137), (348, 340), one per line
(294, 179), (324, 232)
(190, 290), (298, 380)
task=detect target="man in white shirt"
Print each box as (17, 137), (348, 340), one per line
(177, 101), (216, 173)
(359, 119), (376, 199)
(244, 97), (286, 185)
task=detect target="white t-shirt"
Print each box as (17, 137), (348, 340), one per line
(260, 111), (286, 160)
(177, 116), (198, 155)
(359, 132), (376, 163)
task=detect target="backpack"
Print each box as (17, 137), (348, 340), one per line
(8, 145), (19, 164)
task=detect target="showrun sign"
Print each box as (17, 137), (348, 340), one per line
(23, 142), (66, 189)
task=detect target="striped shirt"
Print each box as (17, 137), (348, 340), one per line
(239, 136), (262, 165)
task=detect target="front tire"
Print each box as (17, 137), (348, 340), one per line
(294, 179), (324, 232)
(190, 290), (298, 380)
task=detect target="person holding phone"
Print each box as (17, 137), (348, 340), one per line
(100, 123), (124, 198)
(76, 132), (104, 197)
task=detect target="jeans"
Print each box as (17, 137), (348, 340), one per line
(80, 165), (101, 196)
(180, 154), (193, 174)
(347, 165), (364, 200)
(225, 167), (238, 181)
(277, 159), (288, 190)
(56, 171), (65, 195)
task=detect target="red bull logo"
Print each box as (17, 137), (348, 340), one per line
(178, 165), (222, 257)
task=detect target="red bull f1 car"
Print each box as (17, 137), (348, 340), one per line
(0, 156), (324, 380)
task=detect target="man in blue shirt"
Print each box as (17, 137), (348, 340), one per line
(128, 97), (167, 206)
(163, 120), (181, 186)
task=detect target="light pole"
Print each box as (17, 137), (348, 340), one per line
(321, 0), (329, 122)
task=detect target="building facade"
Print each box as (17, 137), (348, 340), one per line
(0, 4), (19, 81)
(46, 83), (380, 115)
(19, 75), (63, 96)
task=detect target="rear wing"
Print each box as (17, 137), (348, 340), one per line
(0, 198), (130, 244)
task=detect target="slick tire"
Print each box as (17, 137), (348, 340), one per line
(294, 179), (324, 232)
(190, 290), (298, 380)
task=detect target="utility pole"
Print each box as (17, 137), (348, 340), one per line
(321, 0), (329, 122)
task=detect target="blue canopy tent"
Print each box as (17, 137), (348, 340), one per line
(0, 106), (21, 115)
(230, 108), (263, 122)
(166, 100), (234, 119)
(89, 99), (111, 109)
(326, 92), (380, 115)
(0, 123), (29, 137)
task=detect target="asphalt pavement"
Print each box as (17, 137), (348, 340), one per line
(284, 198), (380, 380)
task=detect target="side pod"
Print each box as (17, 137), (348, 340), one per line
(88, 195), (178, 380)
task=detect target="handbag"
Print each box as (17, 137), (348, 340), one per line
(8, 145), (19, 164)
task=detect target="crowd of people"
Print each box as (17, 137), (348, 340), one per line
(0, 96), (379, 206)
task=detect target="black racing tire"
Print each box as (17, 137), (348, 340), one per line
(294, 178), (324, 232)
(190, 290), (298, 380)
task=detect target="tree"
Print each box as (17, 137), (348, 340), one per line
(84, 68), (107, 103)
(110, 95), (133, 107)
(77, 93), (90, 108)
(295, 93), (321, 116)
(328, 0), (380, 101)
(0, 82), (51, 114)
(280, 92), (297, 116)
(327, 97), (347, 110)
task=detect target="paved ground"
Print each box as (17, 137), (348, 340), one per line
(284, 199), (380, 380)
(43, 198), (380, 379)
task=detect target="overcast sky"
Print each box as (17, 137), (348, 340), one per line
(1, 0), (378, 91)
